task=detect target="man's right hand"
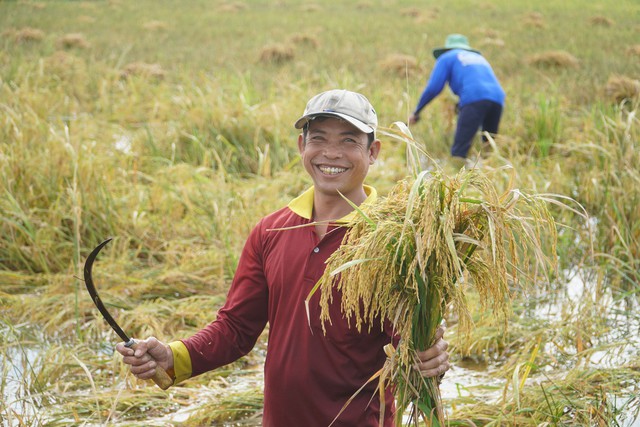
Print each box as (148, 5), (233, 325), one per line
(116, 337), (174, 380)
(408, 113), (420, 125)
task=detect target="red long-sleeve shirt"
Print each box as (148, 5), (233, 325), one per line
(171, 186), (396, 426)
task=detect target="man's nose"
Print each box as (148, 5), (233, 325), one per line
(323, 141), (343, 158)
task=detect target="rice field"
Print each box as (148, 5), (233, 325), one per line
(1, 0), (639, 426)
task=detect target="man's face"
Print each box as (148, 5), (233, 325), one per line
(298, 116), (380, 202)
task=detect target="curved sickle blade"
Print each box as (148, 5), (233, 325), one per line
(83, 238), (131, 343)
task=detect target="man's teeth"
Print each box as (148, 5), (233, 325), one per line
(319, 166), (347, 175)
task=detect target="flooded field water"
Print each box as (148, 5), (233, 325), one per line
(2, 272), (639, 426)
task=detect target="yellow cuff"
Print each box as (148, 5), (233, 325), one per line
(168, 341), (192, 384)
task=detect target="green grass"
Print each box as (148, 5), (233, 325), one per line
(1, 0), (639, 425)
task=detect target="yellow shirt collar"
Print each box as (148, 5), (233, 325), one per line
(288, 185), (377, 224)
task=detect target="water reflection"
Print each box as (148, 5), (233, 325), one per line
(1, 346), (43, 425)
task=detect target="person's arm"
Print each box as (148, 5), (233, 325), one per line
(116, 220), (270, 385)
(181, 222), (269, 378)
(410, 57), (451, 123)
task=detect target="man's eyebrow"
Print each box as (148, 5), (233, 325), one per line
(308, 128), (358, 136)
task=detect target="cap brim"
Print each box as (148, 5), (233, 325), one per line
(294, 112), (375, 134)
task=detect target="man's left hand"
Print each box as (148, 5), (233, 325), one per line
(415, 325), (450, 378)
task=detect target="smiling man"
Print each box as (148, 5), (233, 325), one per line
(294, 90), (381, 239)
(116, 89), (450, 427)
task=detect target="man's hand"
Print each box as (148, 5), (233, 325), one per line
(415, 325), (450, 378)
(408, 113), (420, 125)
(116, 337), (174, 380)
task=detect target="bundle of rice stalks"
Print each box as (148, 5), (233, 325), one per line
(143, 20), (168, 31)
(258, 43), (295, 64)
(289, 33), (320, 49)
(44, 51), (86, 76)
(477, 28), (500, 39)
(356, 1), (373, 10)
(57, 33), (90, 49)
(78, 1), (96, 10)
(526, 50), (579, 69)
(379, 54), (418, 76)
(400, 7), (421, 18)
(589, 16), (614, 27)
(310, 166), (558, 426)
(626, 44), (640, 57)
(473, 3), (495, 12)
(120, 62), (166, 80)
(218, 2), (248, 13)
(77, 15), (96, 24)
(479, 37), (505, 48)
(522, 12), (546, 28)
(603, 75), (640, 104)
(412, 9), (439, 24)
(300, 4), (321, 13)
(4, 27), (45, 43)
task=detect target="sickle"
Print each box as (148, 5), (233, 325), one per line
(83, 238), (173, 390)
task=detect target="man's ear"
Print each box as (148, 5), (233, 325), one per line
(297, 133), (305, 154)
(369, 139), (381, 164)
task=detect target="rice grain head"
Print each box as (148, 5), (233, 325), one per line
(313, 166), (558, 426)
(318, 168), (556, 340)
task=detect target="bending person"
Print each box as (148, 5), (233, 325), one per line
(409, 34), (505, 165)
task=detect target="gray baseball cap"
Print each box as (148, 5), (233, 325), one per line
(294, 89), (378, 134)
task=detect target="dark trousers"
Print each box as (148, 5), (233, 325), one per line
(452, 100), (503, 158)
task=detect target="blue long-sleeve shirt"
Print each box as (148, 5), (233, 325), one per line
(413, 49), (505, 114)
